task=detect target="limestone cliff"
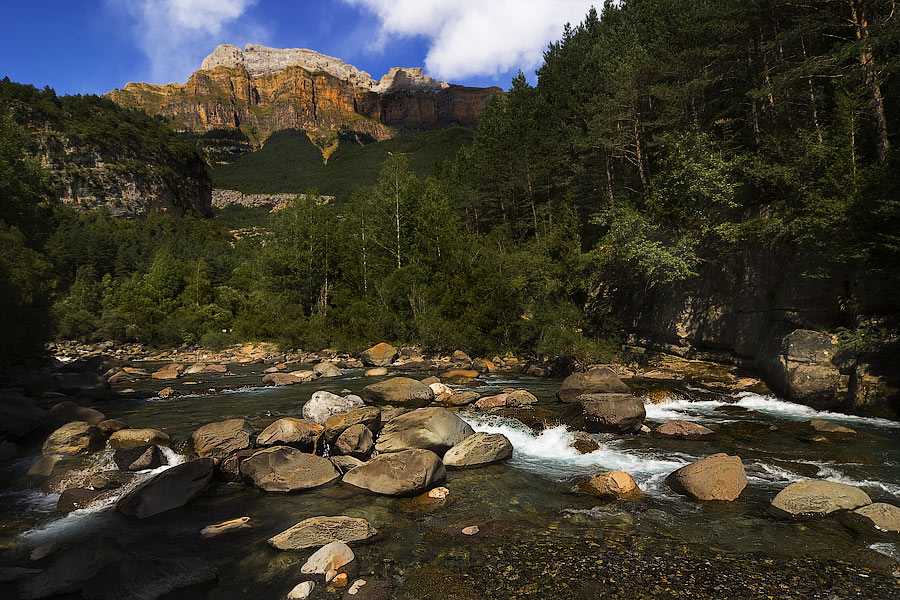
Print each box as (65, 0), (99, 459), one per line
(107, 44), (500, 144)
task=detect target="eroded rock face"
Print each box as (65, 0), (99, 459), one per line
(342, 449), (446, 496)
(116, 459), (214, 518)
(443, 432), (512, 468)
(769, 480), (871, 518)
(375, 407), (474, 455)
(766, 330), (849, 409)
(268, 516), (377, 550)
(557, 368), (631, 402)
(191, 419), (253, 461)
(361, 377), (434, 407)
(666, 453), (747, 501)
(240, 446), (339, 492)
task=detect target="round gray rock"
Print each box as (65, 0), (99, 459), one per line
(303, 391), (365, 425)
(191, 419), (253, 461)
(443, 432), (513, 468)
(374, 407), (474, 455)
(240, 446), (339, 492)
(769, 480), (872, 518)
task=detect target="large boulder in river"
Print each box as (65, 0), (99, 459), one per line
(561, 394), (645, 433)
(375, 407), (474, 455)
(575, 470), (643, 501)
(557, 368), (630, 402)
(190, 419), (253, 461)
(763, 329), (849, 409)
(116, 458), (214, 518)
(45, 401), (105, 430)
(42, 422), (105, 456)
(314, 361), (343, 378)
(303, 391), (365, 425)
(240, 446), (339, 492)
(257, 417), (323, 451)
(360, 343), (399, 366)
(655, 420), (714, 440)
(666, 453), (747, 501)
(843, 502), (900, 536)
(0, 390), (47, 438)
(769, 480), (871, 518)
(361, 377), (434, 407)
(114, 445), (164, 471)
(443, 432), (512, 468)
(335, 424), (374, 459)
(324, 407), (382, 443)
(342, 449), (446, 496)
(268, 516), (378, 550)
(108, 428), (171, 449)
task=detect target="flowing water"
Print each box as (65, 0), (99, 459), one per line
(1, 364), (899, 598)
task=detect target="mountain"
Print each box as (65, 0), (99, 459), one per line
(107, 44), (501, 147)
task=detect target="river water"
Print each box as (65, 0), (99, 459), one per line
(1, 364), (899, 598)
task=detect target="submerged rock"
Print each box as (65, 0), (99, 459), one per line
(0, 390), (47, 438)
(769, 480), (871, 518)
(200, 516), (252, 539)
(443, 432), (512, 468)
(83, 556), (217, 600)
(557, 368), (630, 402)
(374, 407), (474, 455)
(268, 516), (377, 550)
(301, 541), (355, 579)
(57, 487), (101, 513)
(575, 470), (643, 500)
(342, 449), (446, 496)
(666, 453), (747, 501)
(116, 458), (214, 518)
(361, 377), (434, 407)
(190, 418), (253, 461)
(303, 391), (366, 425)
(807, 419), (856, 435)
(17, 537), (133, 599)
(240, 446), (339, 492)
(655, 419), (715, 440)
(562, 394), (645, 433)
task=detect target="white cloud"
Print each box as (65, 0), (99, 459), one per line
(111, 0), (267, 84)
(343, 0), (598, 80)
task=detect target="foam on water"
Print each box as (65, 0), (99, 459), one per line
(733, 392), (900, 429)
(460, 412), (693, 490)
(643, 399), (728, 422)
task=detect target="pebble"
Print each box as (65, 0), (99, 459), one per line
(462, 526), (480, 535)
(200, 516), (252, 539)
(332, 573), (349, 587)
(347, 579), (367, 595)
(287, 581), (315, 599)
(428, 487), (450, 500)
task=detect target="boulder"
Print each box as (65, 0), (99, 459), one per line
(570, 431), (601, 454)
(82, 557), (217, 600)
(666, 453), (747, 501)
(300, 541), (355, 579)
(429, 382), (455, 398)
(240, 446), (339, 492)
(330, 455), (365, 473)
(440, 369), (479, 381)
(375, 407), (474, 455)
(268, 516), (377, 550)
(42, 422), (105, 456)
(200, 516), (252, 539)
(158, 387), (176, 399)
(262, 372), (304, 386)
(438, 391), (481, 407)
(324, 407), (382, 443)
(364, 367), (388, 377)
(655, 420), (715, 440)
(361, 377), (435, 407)
(108, 428), (171, 449)
(303, 391), (366, 425)
(0, 390), (47, 438)
(450, 350), (472, 366)
(190, 419), (253, 461)
(97, 419), (126, 436)
(335, 424), (374, 459)
(116, 459), (214, 518)
(151, 364), (182, 380)
(342, 449), (446, 496)
(114, 445), (164, 471)
(575, 470), (643, 500)
(472, 358), (495, 373)
(769, 480), (872, 518)
(557, 368), (630, 402)
(361, 343), (399, 367)
(218, 448), (258, 482)
(183, 363), (207, 375)
(764, 329), (848, 409)
(45, 401), (105, 430)
(443, 432), (512, 468)
(257, 417), (323, 451)
(288, 581), (315, 599)
(57, 487), (101, 513)
(27, 455), (65, 484)
(561, 394), (645, 433)
(202, 364), (228, 374)
(16, 538), (133, 599)
(474, 389), (537, 410)
(314, 361), (343, 378)
(807, 419), (856, 435)
(844, 502), (900, 536)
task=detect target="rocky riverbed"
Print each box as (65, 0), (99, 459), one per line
(1, 342), (898, 599)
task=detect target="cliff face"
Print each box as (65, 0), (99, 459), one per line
(107, 44), (500, 144)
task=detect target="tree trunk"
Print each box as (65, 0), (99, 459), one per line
(801, 37), (824, 145)
(850, 0), (891, 163)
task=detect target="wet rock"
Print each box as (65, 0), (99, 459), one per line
(57, 487), (101, 513)
(335, 424), (374, 459)
(113, 445), (164, 471)
(561, 394), (645, 433)
(240, 446), (339, 492)
(721, 420), (778, 439)
(288, 581), (315, 599)
(150, 363), (182, 380)
(438, 391), (480, 407)
(268, 516), (377, 550)
(42, 422), (105, 456)
(361, 377), (434, 407)
(523, 362), (548, 377)
(713, 405), (756, 416)
(807, 419), (856, 435)
(570, 431), (600, 454)
(343, 578), (393, 600)
(315, 361), (343, 378)
(474, 389), (537, 410)
(200, 516), (251, 539)
(262, 372), (304, 386)
(83, 556), (217, 600)
(557, 368), (630, 402)
(375, 407), (474, 455)
(257, 417), (324, 451)
(16, 537), (133, 599)
(667, 453), (747, 501)
(0, 389), (46, 438)
(218, 448), (258, 481)
(764, 329), (847, 409)
(364, 367), (388, 377)
(300, 541), (355, 578)
(27, 455), (65, 484)
(45, 401), (105, 430)
(202, 363), (229, 374)
(769, 480), (871, 518)
(443, 432), (512, 468)
(472, 358), (495, 373)
(844, 502), (900, 536)
(397, 486), (451, 513)
(655, 419), (715, 440)
(324, 407), (382, 443)
(116, 458), (214, 518)
(330, 455), (364, 473)
(97, 419), (126, 436)
(450, 350), (472, 365)
(360, 343), (398, 367)
(575, 470), (643, 500)
(0, 440), (16, 462)
(184, 363), (207, 375)
(157, 387), (177, 399)
(440, 368), (479, 381)
(303, 391), (366, 425)
(109, 428), (171, 449)
(462, 525), (480, 535)
(191, 418), (253, 461)
(342, 449), (446, 496)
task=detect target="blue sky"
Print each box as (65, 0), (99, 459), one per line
(2, 1), (598, 96)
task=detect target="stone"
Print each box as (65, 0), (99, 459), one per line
(218, 448), (258, 481)
(769, 480), (872, 518)
(303, 391), (366, 425)
(82, 557), (217, 600)
(473, 394), (507, 410)
(158, 387), (176, 398)
(288, 581), (315, 599)
(116, 459), (214, 518)
(42, 422), (105, 456)
(570, 431), (600, 454)
(184, 363), (207, 375)
(474, 389), (538, 410)
(766, 329), (847, 409)
(364, 367), (388, 377)
(324, 407), (382, 443)
(342, 449), (446, 496)
(97, 419), (126, 436)
(375, 407), (474, 455)
(333, 573), (349, 587)
(462, 526), (479, 535)
(257, 417), (324, 451)
(27, 455), (64, 483)
(429, 382), (455, 398)
(440, 368), (479, 381)
(438, 391), (481, 407)
(315, 361), (343, 378)
(335, 424), (374, 459)
(45, 400), (105, 430)
(844, 502), (900, 536)
(262, 372), (304, 386)
(330, 455), (365, 473)
(301, 541), (355, 579)
(108, 428), (171, 449)
(16, 537), (132, 599)
(575, 470), (643, 500)
(361, 377), (434, 407)
(561, 394), (645, 433)
(807, 419), (856, 435)
(472, 358), (495, 373)
(151, 363), (182, 380)
(114, 445), (164, 471)
(360, 342), (399, 366)
(200, 516), (252, 539)
(557, 368), (630, 402)
(191, 418), (253, 461)
(443, 432), (512, 468)
(240, 446), (339, 492)
(667, 453), (747, 501)
(268, 516), (377, 550)
(202, 363), (229, 374)
(450, 350), (472, 365)
(655, 419), (715, 440)
(0, 389), (46, 438)
(0, 440), (16, 462)
(57, 487), (101, 513)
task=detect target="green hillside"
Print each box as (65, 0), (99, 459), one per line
(210, 127), (473, 197)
